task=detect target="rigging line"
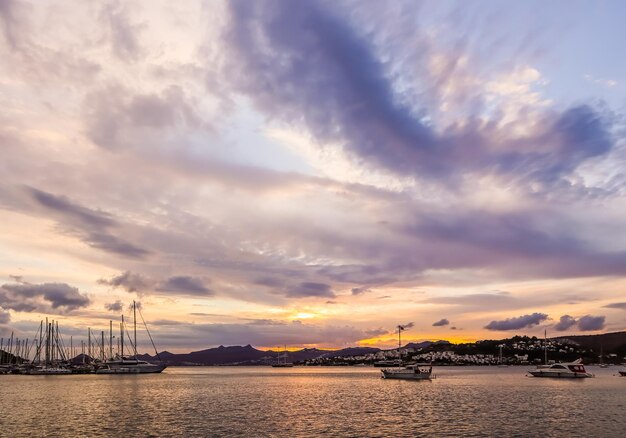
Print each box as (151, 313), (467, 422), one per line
(138, 307), (161, 361)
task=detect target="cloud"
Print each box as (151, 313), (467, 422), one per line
(286, 282), (335, 298)
(553, 315), (577, 331)
(603, 302), (626, 310)
(156, 276), (213, 296)
(351, 286), (371, 295)
(105, 300), (124, 312)
(28, 188), (150, 259)
(99, 1), (143, 62)
(577, 315), (605, 331)
(98, 271), (152, 293)
(484, 313), (548, 331)
(0, 282), (90, 312)
(432, 318), (450, 327)
(221, 0), (615, 187)
(0, 308), (10, 324)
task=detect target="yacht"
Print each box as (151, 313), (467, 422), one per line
(96, 358), (166, 374)
(271, 345), (294, 368)
(96, 301), (166, 375)
(528, 362), (594, 378)
(381, 324), (433, 380)
(381, 363), (433, 380)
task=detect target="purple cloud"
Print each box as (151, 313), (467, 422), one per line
(0, 308), (10, 324)
(156, 276), (213, 296)
(577, 315), (605, 331)
(485, 313), (548, 331)
(98, 271), (151, 293)
(287, 282), (335, 298)
(432, 318), (450, 327)
(603, 302), (626, 309)
(554, 315), (577, 331)
(104, 300), (123, 312)
(221, 0), (614, 186)
(0, 282), (90, 312)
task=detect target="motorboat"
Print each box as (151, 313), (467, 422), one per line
(381, 363), (433, 380)
(96, 359), (166, 374)
(619, 370), (626, 377)
(528, 362), (594, 378)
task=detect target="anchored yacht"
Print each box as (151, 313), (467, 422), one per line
(528, 362), (594, 378)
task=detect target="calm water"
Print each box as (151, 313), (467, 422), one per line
(1, 366), (625, 437)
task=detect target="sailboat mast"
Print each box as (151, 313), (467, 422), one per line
(544, 329), (547, 365)
(121, 316), (124, 358)
(133, 301), (137, 359)
(109, 320), (113, 360)
(398, 325), (402, 368)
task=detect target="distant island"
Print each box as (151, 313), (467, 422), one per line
(131, 331), (626, 367)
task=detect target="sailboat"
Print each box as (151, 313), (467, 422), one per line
(497, 344), (509, 367)
(381, 325), (433, 380)
(96, 301), (166, 374)
(271, 345), (294, 368)
(598, 345), (608, 368)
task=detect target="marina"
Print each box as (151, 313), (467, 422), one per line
(0, 302), (165, 375)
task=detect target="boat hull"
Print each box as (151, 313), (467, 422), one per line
(528, 370), (593, 378)
(96, 363), (167, 374)
(381, 367), (432, 380)
(619, 371), (626, 376)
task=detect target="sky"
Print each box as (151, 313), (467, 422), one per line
(1, 0), (626, 353)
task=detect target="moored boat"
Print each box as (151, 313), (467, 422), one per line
(528, 362), (594, 378)
(381, 324), (434, 381)
(381, 363), (433, 380)
(619, 370), (626, 377)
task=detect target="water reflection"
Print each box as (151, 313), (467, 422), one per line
(1, 366), (624, 437)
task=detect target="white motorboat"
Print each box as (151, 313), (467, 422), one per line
(27, 367), (72, 375)
(381, 324), (433, 380)
(528, 362), (594, 378)
(381, 363), (433, 380)
(96, 359), (166, 374)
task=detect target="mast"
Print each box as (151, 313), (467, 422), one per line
(88, 328), (91, 359)
(397, 325), (403, 368)
(101, 331), (105, 361)
(121, 316), (124, 359)
(543, 329), (548, 365)
(133, 301), (138, 360)
(109, 320), (113, 360)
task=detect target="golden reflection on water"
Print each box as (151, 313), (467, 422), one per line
(0, 366), (624, 437)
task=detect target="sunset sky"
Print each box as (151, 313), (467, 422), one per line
(1, 0), (626, 353)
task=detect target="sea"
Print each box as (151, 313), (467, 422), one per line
(1, 366), (624, 437)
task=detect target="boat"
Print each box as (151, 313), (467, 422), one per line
(381, 363), (433, 380)
(381, 324), (433, 380)
(598, 345), (609, 368)
(96, 301), (166, 375)
(96, 359), (166, 374)
(528, 362), (594, 378)
(271, 345), (294, 368)
(619, 370), (626, 377)
(497, 344), (509, 367)
(26, 367), (72, 375)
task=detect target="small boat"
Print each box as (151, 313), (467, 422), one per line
(381, 363), (433, 380)
(528, 362), (594, 378)
(381, 324), (433, 380)
(619, 370), (626, 377)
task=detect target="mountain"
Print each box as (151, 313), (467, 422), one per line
(554, 331), (626, 354)
(317, 347), (380, 359)
(403, 340), (451, 350)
